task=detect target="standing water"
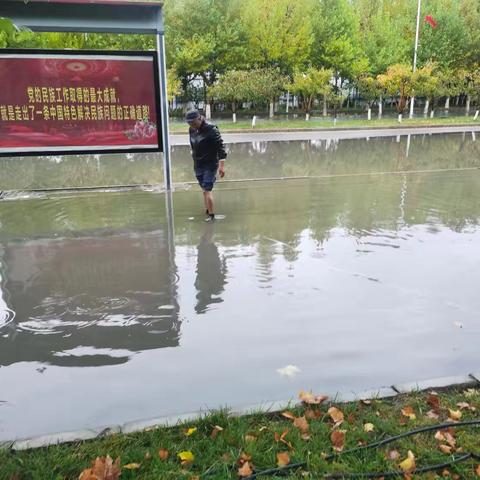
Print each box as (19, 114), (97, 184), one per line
(0, 133), (479, 441)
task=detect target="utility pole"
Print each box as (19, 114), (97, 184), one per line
(409, 0), (421, 119)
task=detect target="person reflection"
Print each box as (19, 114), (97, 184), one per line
(195, 223), (227, 314)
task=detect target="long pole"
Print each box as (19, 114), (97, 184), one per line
(409, 0), (422, 119)
(157, 32), (172, 191)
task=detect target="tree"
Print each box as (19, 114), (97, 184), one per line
(165, 0), (249, 107)
(310, 0), (369, 86)
(244, 68), (287, 116)
(288, 68), (332, 120)
(209, 70), (250, 121)
(411, 63), (439, 116)
(241, 0), (313, 75)
(356, 74), (382, 118)
(377, 64), (414, 115)
(167, 69), (182, 104)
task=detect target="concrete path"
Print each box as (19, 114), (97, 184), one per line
(171, 125), (480, 146)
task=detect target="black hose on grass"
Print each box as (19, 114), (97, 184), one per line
(240, 420), (480, 479)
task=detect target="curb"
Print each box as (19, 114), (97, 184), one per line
(170, 123), (480, 135)
(3, 374), (479, 451)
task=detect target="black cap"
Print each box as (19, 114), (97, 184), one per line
(185, 109), (201, 122)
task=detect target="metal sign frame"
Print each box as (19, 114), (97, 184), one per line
(0, 48), (163, 158)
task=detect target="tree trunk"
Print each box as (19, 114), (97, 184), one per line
(424, 99), (429, 116)
(466, 95), (471, 115)
(398, 114), (402, 123)
(323, 96), (327, 117)
(306, 113), (310, 121)
(367, 108), (371, 120)
(445, 96), (450, 110)
(286, 91), (290, 114)
(205, 103), (212, 120)
(378, 96), (383, 119)
(474, 110), (479, 120)
(269, 101), (274, 118)
(251, 115), (257, 127)
(430, 109), (435, 118)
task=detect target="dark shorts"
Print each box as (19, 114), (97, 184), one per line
(195, 166), (217, 191)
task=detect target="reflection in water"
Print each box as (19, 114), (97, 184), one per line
(195, 224), (227, 314)
(0, 230), (180, 367)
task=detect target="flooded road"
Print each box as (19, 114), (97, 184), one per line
(0, 133), (479, 440)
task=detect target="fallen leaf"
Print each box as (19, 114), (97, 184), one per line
(277, 452), (291, 467)
(401, 406), (417, 420)
(238, 452), (252, 465)
(399, 450), (416, 473)
(299, 391), (328, 405)
(347, 413), (356, 424)
(305, 408), (321, 420)
(427, 394), (441, 413)
(79, 456), (121, 480)
(238, 461), (253, 477)
(327, 407), (344, 426)
(293, 416), (309, 433)
(277, 365), (301, 377)
(361, 399), (372, 405)
(301, 433), (311, 441)
(123, 463), (141, 470)
(448, 409), (462, 421)
(210, 425), (223, 439)
(185, 427), (197, 436)
(386, 449), (400, 460)
(259, 426), (269, 432)
(435, 431), (446, 442)
(426, 410), (440, 419)
(363, 423), (375, 432)
(245, 434), (257, 443)
(439, 445), (452, 454)
(177, 451), (194, 465)
(158, 449), (169, 461)
(442, 469), (450, 477)
(275, 429), (293, 449)
(457, 402), (474, 411)
(281, 411), (296, 420)
(330, 430), (346, 452)
(476, 464), (480, 476)
(144, 451), (152, 460)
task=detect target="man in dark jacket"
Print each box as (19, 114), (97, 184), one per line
(186, 109), (227, 221)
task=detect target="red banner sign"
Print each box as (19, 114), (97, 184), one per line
(0, 50), (162, 156)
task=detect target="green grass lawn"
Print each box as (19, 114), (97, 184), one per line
(169, 115), (480, 133)
(2, 387), (480, 479)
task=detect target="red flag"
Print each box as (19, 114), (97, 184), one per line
(424, 15), (438, 28)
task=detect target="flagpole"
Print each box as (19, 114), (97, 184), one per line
(409, 0), (422, 119)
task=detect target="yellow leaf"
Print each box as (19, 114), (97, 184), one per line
(328, 407), (344, 425)
(185, 427), (197, 436)
(123, 463), (141, 470)
(245, 434), (257, 443)
(399, 450), (416, 473)
(363, 423), (375, 432)
(476, 464), (480, 477)
(277, 451), (291, 467)
(177, 451), (194, 465)
(401, 406), (416, 420)
(158, 448), (169, 461)
(465, 389), (480, 398)
(448, 409), (462, 421)
(298, 391), (328, 405)
(238, 461), (253, 477)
